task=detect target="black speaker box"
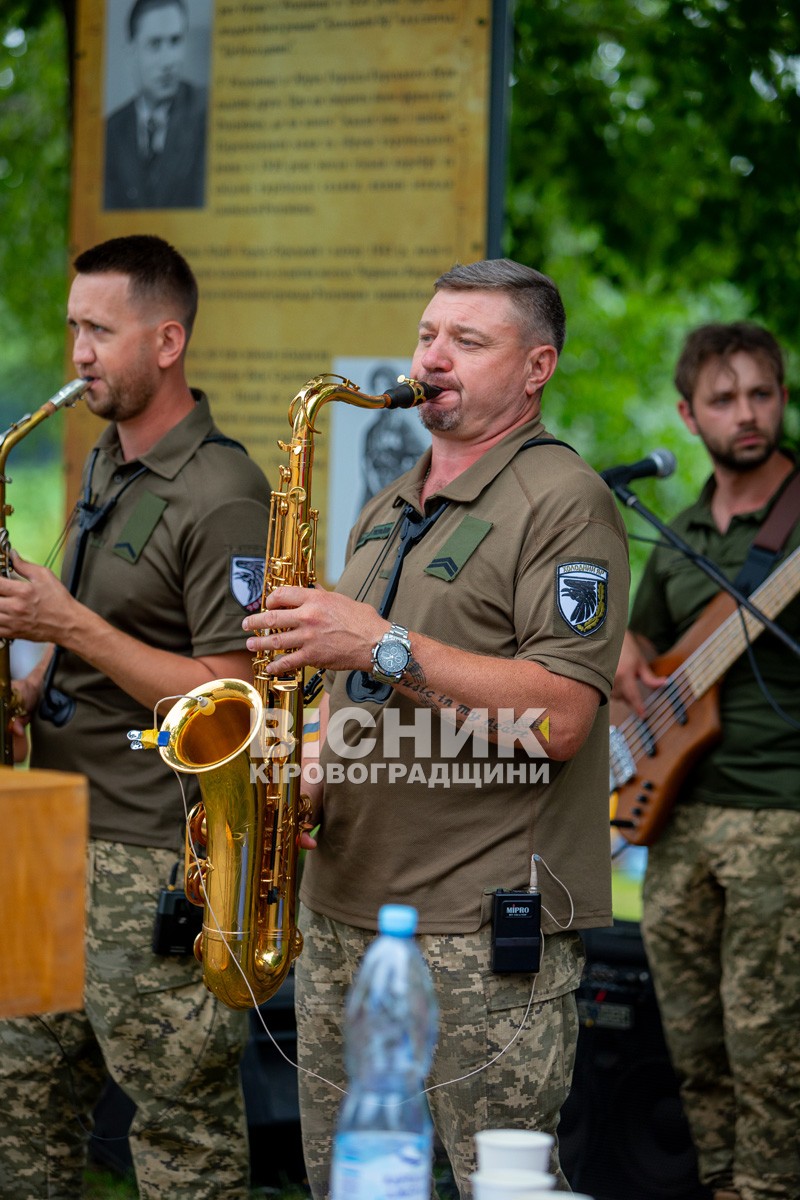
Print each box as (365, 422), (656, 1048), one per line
(559, 921), (711, 1200)
(240, 971), (306, 1188)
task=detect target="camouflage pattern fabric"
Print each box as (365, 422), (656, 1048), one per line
(641, 803), (800, 1200)
(294, 902), (584, 1198)
(0, 839), (250, 1200)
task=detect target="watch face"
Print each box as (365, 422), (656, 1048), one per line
(377, 640), (410, 674)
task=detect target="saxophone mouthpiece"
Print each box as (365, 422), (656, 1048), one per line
(384, 377), (443, 408)
(49, 378), (92, 410)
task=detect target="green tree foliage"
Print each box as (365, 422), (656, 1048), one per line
(0, 1), (70, 427)
(2, 0), (798, 560)
(506, 0), (800, 580)
(508, 0), (800, 343)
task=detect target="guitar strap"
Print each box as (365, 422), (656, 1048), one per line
(734, 467), (800, 594)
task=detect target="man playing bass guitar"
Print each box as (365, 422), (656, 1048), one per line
(613, 322), (800, 1200)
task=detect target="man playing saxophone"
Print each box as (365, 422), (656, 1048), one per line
(243, 258), (630, 1196)
(0, 235), (269, 1200)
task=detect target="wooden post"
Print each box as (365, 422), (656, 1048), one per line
(0, 769), (88, 1018)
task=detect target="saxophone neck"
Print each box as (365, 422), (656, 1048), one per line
(288, 373), (440, 436)
(0, 379), (89, 473)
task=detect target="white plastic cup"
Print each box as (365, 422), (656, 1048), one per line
(469, 1167), (556, 1199)
(475, 1128), (554, 1172)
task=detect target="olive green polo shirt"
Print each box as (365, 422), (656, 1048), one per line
(630, 467), (800, 810)
(300, 416), (631, 935)
(30, 392), (271, 849)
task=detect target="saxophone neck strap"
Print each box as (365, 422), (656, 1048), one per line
(40, 433), (240, 727)
(376, 498), (450, 620)
(518, 435), (578, 454)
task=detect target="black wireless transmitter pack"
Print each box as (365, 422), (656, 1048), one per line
(491, 888), (542, 973)
(152, 886), (203, 957)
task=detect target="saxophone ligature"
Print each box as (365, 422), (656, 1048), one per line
(129, 374), (440, 1009)
(0, 378), (90, 764)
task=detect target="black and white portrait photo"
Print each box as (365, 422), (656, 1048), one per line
(103, 0), (212, 211)
(326, 358), (430, 582)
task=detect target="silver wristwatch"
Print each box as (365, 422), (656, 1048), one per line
(371, 623), (412, 685)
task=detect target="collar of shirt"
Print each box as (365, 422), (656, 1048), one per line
(688, 454), (799, 532)
(393, 415), (549, 513)
(95, 389), (214, 479)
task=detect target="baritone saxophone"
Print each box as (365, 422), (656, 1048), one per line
(0, 379), (90, 765)
(130, 374), (440, 1009)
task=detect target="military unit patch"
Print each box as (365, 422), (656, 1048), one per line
(556, 560), (609, 637)
(230, 556), (264, 612)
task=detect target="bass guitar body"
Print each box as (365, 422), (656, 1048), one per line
(610, 591), (735, 846)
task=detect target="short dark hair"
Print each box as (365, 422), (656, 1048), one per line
(128, 0), (187, 41)
(675, 321), (785, 405)
(434, 258), (567, 354)
(73, 234), (198, 338)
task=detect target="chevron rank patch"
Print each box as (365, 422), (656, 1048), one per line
(424, 515), (492, 581)
(230, 555), (264, 613)
(556, 560), (609, 637)
(112, 492), (167, 563)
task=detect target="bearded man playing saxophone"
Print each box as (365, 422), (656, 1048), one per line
(243, 258), (630, 1196)
(0, 234), (269, 1200)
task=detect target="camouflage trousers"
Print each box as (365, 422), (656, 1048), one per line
(641, 803), (800, 1200)
(0, 839), (251, 1200)
(295, 902), (584, 1199)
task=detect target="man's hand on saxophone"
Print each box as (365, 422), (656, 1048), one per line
(243, 584), (389, 677)
(8, 660), (50, 763)
(0, 550), (77, 647)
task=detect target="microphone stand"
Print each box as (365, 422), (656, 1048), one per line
(610, 480), (800, 660)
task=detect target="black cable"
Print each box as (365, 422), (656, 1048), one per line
(737, 607), (800, 731)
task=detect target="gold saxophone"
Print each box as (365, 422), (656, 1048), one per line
(0, 379), (90, 765)
(133, 374), (438, 1009)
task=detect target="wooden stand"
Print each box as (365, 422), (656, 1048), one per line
(0, 768), (88, 1018)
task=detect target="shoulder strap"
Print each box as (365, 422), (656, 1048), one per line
(201, 433), (249, 455)
(734, 468), (800, 594)
(518, 436), (578, 455)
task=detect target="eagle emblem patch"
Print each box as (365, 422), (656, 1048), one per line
(230, 556), (264, 613)
(556, 561), (609, 637)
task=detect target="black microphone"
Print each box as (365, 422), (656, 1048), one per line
(600, 448), (677, 486)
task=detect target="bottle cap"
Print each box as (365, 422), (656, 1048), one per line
(377, 904), (418, 937)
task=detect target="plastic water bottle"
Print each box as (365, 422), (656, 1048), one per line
(330, 904), (439, 1200)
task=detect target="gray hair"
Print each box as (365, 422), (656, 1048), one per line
(434, 258), (566, 353)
